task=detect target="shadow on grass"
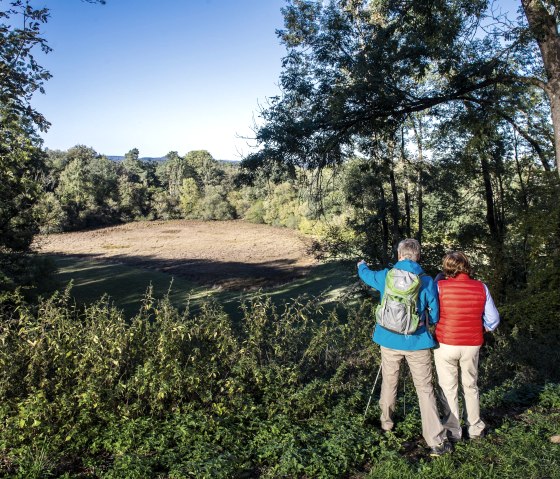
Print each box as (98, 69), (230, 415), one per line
(46, 254), (361, 320)
(55, 251), (315, 289)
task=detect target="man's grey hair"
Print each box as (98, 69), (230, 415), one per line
(397, 238), (421, 262)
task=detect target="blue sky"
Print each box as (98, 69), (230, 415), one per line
(31, 0), (523, 161)
(32, 0), (287, 160)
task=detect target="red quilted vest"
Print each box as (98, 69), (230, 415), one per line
(435, 273), (486, 346)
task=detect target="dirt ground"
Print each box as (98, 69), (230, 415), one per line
(34, 220), (318, 290)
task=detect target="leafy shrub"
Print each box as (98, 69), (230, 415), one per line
(198, 186), (235, 220)
(0, 290), (559, 477)
(539, 383), (560, 409)
(493, 291), (560, 383)
(244, 198), (266, 223)
(0, 253), (57, 298)
(34, 192), (65, 234)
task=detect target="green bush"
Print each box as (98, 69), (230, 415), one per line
(244, 198), (266, 223)
(0, 290), (559, 478)
(198, 186), (235, 220)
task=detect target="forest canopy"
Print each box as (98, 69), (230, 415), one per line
(243, 0), (560, 297)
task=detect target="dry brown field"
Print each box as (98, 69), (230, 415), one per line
(34, 220), (317, 290)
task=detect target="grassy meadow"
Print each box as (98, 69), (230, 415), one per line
(47, 255), (359, 320)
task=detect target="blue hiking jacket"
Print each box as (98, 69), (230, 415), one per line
(358, 259), (438, 351)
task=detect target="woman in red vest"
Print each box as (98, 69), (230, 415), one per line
(434, 251), (500, 442)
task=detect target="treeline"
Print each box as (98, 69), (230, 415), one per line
(35, 135), (560, 304)
(37, 147), (235, 230)
(35, 146), (347, 236)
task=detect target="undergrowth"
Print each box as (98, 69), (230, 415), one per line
(0, 288), (558, 478)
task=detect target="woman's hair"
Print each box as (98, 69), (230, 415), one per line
(442, 251), (472, 278)
(397, 238), (421, 262)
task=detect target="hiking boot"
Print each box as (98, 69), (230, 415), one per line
(429, 439), (453, 457)
(446, 431), (462, 444)
(469, 429), (487, 441)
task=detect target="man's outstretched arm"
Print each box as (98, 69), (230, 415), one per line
(357, 260), (386, 291)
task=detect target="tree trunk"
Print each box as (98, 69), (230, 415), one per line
(412, 117), (425, 243)
(480, 154), (500, 240)
(513, 128), (529, 209)
(388, 160), (400, 253)
(404, 185), (411, 238)
(400, 127), (412, 238)
(522, 0), (560, 178)
(480, 150), (507, 299)
(417, 169), (423, 244)
(379, 186), (390, 264)
(513, 129), (530, 284)
(548, 91), (560, 178)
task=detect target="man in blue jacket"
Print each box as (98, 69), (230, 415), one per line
(358, 238), (451, 456)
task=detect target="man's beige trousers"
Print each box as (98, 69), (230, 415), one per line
(379, 346), (446, 447)
(433, 343), (486, 440)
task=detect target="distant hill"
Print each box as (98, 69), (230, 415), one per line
(107, 156), (240, 164)
(107, 156), (166, 163)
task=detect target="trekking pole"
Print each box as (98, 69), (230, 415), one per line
(403, 364), (407, 416)
(364, 363), (382, 420)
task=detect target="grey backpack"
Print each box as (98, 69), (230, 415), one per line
(375, 268), (425, 335)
